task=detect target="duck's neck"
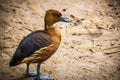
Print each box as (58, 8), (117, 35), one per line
(44, 19), (54, 30)
(45, 26), (61, 42)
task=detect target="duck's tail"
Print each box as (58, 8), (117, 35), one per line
(9, 49), (21, 66)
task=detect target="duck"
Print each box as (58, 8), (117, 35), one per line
(9, 9), (71, 80)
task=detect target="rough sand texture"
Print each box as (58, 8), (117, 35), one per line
(0, 0), (120, 80)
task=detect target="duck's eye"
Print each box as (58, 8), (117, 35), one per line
(54, 14), (60, 18)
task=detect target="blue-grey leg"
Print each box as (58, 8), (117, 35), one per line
(26, 63), (37, 77)
(36, 63), (54, 80)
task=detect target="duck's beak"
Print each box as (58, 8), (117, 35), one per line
(61, 16), (72, 22)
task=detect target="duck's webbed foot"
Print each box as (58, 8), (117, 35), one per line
(35, 75), (54, 80)
(26, 63), (54, 80)
(27, 72), (37, 77)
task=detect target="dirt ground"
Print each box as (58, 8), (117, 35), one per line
(0, 0), (120, 80)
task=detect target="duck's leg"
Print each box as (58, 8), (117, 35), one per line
(26, 63), (37, 77)
(36, 63), (54, 80)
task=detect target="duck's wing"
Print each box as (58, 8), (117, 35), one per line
(9, 30), (52, 66)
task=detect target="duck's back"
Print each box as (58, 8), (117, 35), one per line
(9, 30), (52, 66)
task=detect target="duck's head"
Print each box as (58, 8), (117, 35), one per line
(45, 9), (71, 28)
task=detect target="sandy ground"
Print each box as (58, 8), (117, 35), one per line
(0, 0), (120, 80)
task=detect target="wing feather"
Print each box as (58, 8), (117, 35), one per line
(9, 30), (52, 66)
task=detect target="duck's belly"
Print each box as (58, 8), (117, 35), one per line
(21, 44), (59, 63)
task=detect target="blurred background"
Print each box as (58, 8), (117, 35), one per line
(0, 0), (120, 80)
